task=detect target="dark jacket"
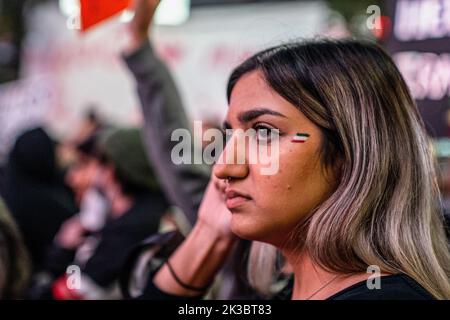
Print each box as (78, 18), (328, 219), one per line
(83, 193), (168, 287)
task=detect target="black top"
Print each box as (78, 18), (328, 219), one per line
(327, 274), (435, 300)
(138, 273), (435, 300)
(274, 273), (435, 300)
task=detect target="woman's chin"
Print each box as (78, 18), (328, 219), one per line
(230, 215), (270, 242)
(230, 215), (292, 246)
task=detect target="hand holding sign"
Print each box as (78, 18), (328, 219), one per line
(123, 0), (161, 53)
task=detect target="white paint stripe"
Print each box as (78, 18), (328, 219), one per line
(292, 136), (308, 142)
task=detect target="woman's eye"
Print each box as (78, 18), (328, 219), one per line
(254, 125), (279, 142)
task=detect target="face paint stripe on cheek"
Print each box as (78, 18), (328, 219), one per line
(291, 133), (310, 143)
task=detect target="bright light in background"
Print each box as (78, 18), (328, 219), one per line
(59, 0), (191, 29)
(59, 0), (79, 17)
(59, 0), (80, 29)
(155, 0), (191, 26)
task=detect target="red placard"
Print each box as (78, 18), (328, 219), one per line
(80, 0), (131, 32)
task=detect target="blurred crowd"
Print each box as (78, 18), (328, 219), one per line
(0, 113), (177, 299)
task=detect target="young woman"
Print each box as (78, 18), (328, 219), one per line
(127, 0), (450, 300)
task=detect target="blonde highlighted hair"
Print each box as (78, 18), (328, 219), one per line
(228, 39), (450, 299)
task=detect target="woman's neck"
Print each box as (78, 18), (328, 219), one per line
(282, 249), (371, 300)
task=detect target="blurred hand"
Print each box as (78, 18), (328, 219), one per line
(197, 174), (235, 239)
(124, 0), (161, 53)
(55, 216), (86, 250)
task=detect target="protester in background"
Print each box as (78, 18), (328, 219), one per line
(3, 127), (77, 272)
(64, 130), (110, 233)
(28, 129), (108, 299)
(48, 128), (170, 299)
(65, 132), (104, 204)
(57, 108), (107, 186)
(0, 197), (30, 299)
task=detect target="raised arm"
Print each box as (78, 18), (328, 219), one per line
(122, 0), (210, 227)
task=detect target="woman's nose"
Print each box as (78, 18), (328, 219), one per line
(213, 133), (249, 180)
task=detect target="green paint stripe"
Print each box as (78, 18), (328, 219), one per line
(296, 133), (310, 137)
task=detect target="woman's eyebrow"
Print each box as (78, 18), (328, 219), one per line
(237, 108), (287, 123)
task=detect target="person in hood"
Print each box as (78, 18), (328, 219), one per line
(3, 127), (77, 272)
(49, 127), (170, 299)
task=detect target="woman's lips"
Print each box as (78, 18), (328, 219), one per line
(225, 189), (252, 210)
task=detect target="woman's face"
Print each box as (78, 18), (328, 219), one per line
(214, 71), (339, 247)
